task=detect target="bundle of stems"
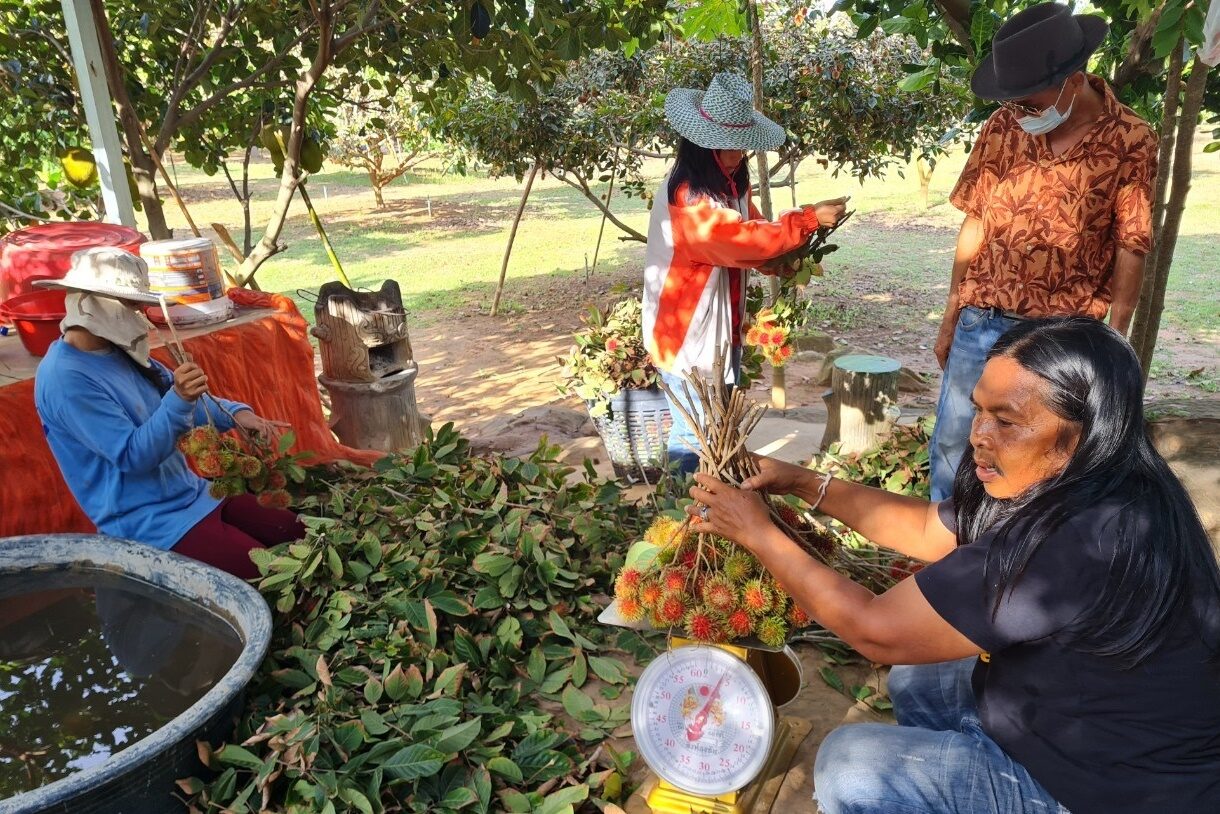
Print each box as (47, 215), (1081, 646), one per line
(155, 298), (256, 449)
(657, 347), (914, 595)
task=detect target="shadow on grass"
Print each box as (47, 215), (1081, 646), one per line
(273, 255), (642, 323)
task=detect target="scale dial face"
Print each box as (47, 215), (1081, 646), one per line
(632, 645), (775, 797)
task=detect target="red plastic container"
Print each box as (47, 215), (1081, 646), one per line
(0, 289), (68, 356)
(0, 222), (145, 303)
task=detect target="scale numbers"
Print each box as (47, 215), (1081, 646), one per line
(631, 645), (775, 797)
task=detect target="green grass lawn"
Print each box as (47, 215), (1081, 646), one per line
(154, 131), (1217, 350)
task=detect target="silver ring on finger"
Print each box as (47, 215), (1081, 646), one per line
(698, 505), (710, 522)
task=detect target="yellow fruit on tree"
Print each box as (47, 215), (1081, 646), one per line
(300, 137), (324, 174)
(124, 161), (143, 211)
(60, 147), (98, 188)
(259, 124), (286, 163)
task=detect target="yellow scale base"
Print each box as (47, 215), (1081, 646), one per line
(629, 639), (814, 814)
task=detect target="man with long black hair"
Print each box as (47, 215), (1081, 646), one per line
(688, 317), (1220, 813)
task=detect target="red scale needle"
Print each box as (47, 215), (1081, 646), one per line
(686, 673), (726, 742)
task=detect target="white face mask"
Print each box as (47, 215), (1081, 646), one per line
(1016, 81), (1076, 136)
(61, 293), (154, 367)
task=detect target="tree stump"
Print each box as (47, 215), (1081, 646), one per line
(311, 280), (429, 452)
(820, 354), (901, 455)
(321, 367), (428, 452)
(313, 280), (414, 382)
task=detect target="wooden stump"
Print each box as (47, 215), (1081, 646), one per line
(820, 354), (901, 455)
(321, 365), (429, 452)
(311, 280), (427, 452)
(312, 280), (414, 383)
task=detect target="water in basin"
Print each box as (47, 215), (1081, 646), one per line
(0, 570), (242, 796)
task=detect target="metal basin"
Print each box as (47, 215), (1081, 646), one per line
(0, 535), (270, 814)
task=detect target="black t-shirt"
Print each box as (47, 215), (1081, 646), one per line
(915, 498), (1220, 814)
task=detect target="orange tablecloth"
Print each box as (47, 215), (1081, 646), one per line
(0, 293), (380, 536)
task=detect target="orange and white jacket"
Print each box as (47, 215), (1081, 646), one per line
(643, 178), (821, 379)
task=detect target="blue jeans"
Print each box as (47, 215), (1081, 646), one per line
(928, 307), (1021, 501)
(813, 659), (1069, 814)
(660, 349), (741, 476)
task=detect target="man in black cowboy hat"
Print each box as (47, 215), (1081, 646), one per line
(927, 2), (1157, 501)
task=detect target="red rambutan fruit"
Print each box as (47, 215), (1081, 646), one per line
(195, 450), (224, 478)
(684, 608), (726, 643)
(741, 579), (773, 617)
(657, 593), (689, 626)
(726, 609), (754, 638)
(638, 579), (664, 610)
(615, 567), (644, 600)
(662, 568), (689, 596)
(618, 596), (645, 622)
(701, 576), (737, 615)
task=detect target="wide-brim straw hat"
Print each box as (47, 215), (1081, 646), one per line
(34, 246), (159, 304)
(972, 2), (1108, 100)
(665, 72), (786, 152)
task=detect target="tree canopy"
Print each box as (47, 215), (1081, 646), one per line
(435, 11), (972, 241)
(0, 0), (672, 266)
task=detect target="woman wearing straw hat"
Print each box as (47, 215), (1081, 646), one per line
(33, 247), (304, 579)
(643, 72), (847, 473)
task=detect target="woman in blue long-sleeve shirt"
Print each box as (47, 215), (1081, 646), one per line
(33, 247), (303, 578)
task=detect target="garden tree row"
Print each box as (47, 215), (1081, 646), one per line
(0, 0), (672, 284)
(434, 9), (972, 246)
(830, 0), (1220, 374)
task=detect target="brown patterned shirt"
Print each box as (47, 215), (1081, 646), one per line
(950, 74), (1157, 319)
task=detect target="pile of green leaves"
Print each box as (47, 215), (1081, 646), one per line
(815, 417), (933, 554)
(184, 424), (668, 814)
(820, 416), (933, 500)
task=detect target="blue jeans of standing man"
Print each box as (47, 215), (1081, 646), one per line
(928, 306), (1021, 500)
(813, 659), (1069, 814)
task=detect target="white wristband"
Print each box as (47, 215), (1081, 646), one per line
(809, 471), (833, 513)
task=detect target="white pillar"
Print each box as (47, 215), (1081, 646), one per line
(61, 0), (136, 227)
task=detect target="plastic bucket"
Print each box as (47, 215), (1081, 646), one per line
(0, 289), (68, 356)
(0, 223), (144, 303)
(141, 238), (224, 305)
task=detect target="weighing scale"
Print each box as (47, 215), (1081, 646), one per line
(600, 603), (812, 814)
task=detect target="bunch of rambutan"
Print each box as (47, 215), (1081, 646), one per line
(744, 307), (794, 367)
(614, 516), (813, 648)
(177, 424), (297, 508)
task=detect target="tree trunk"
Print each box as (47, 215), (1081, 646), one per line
(1131, 56), (1208, 375)
(236, 19), (334, 286)
(1130, 40), (1183, 361)
(931, 0), (974, 55)
(371, 169), (385, 208)
(916, 158), (934, 210)
(491, 162), (538, 317)
(240, 140), (255, 257)
(590, 144), (622, 274)
(1113, 5), (1167, 92)
(87, 0), (169, 237)
(322, 370), (428, 452)
(820, 355), (902, 455)
(748, 0), (784, 409)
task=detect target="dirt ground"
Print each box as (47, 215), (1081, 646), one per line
(407, 258), (1218, 438)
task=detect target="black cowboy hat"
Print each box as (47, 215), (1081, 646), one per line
(972, 2), (1109, 100)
